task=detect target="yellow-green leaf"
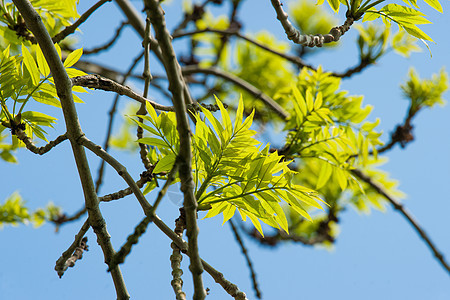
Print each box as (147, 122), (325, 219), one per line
(64, 48), (83, 68)
(21, 45), (40, 85)
(35, 45), (50, 77)
(316, 161), (332, 189)
(153, 153), (176, 173)
(292, 85), (307, 116)
(423, 0), (443, 13)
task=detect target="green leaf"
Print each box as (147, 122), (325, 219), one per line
(130, 117), (159, 136)
(335, 167), (348, 190)
(327, 0), (340, 12)
(137, 137), (170, 149)
(54, 43), (62, 60)
(316, 161), (332, 189)
(153, 153), (176, 173)
(234, 95), (244, 133)
(65, 68), (87, 77)
(32, 92), (61, 108)
(422, 0), (443, 13)
(200, 105), (225, 144)
(215, 96), (232, 141)
(305, 89), (314, 113)
(222, 204), (236, 224)
(21, 45), (40, 86)
(145, 100), (158, 122)
(21, 111), (57, 126)
(0, 150), (18, 163)
(292, 85), (307, 117)
(314, 92), (323, 111)
(402, 23), (432, 41)
(63, 48), (83, 68)
(35, 45), (50, 77)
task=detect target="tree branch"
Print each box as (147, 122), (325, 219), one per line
(79, 135), (187, 249)
(269, 0), (354, 47)
(229, 219), (262, 299)
(181, 65), (289, 119)
(95, 51), (145, 193)
(71, 74), (174, 111)
(99, 170), (153, 202)
(351, 169), (450, 275)
(136, 17), (154, 170)
(202, 259), (248, 300)
(108, 215), (152, 271)
(174, 28), (376, 78)
(171, 209), (188, 300)
(52, 0), (112, 44)
(13, 1), (129, 298)
(54, 219), (90, 278)
(13, 129), (67, 155)
(172, 0), (212, 35)
(145, 1), (206, 298)
(79, 135), (248, 298)
(173, 28), (312, 69)
(83, 21), (128, 55)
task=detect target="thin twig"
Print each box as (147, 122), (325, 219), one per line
(13, 1), (129, 298)
(229, 219), (262, 299)
(108, 215), (152, 271)
(181, 65), (289, 119)
(83, 21), (128, 55)
(174, 28), (376, 78)
(99, 170), (153, 202)
(136, 17), (154, 170)
(351, 169), (450, 275)
(145, 1), (206, 298)
(52, 0), (112, 44)
(54, 219), (90, 278)
(13, 129), (67, 155)
(210, 0), (242, 67)
(52, 207), (87, 229)
(172, 0), (212, 35)
(95, 51), (145, 193)
(173, 28), (312, 69)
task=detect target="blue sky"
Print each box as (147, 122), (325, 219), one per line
(1, 0), (449, 299)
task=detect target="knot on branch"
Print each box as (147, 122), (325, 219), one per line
(174, 208), (187, 236)
(328, 17), (354, 42)
(190, 4), (205, 21)
(140, 169), (154, 182)
(9, 15), (36, 43)
(2, 117), (26, 135)
(392, 123), (414, 148)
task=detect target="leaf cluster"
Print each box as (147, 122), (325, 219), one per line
(134, 97), (326, 235)
(0, 191), (61, 228)
(0, 44), (86, 161)
(0, 0), (79, 48)
(401, 68), (447, 115)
